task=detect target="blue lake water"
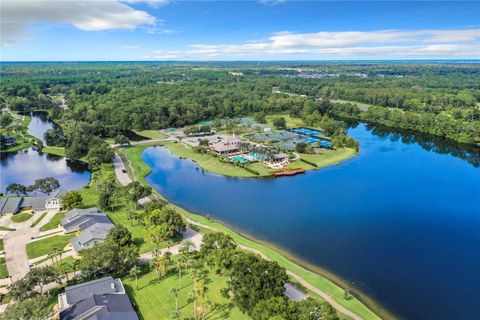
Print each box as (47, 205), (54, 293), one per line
(143, 124), (480, 320)
(27, 111), (53, 144)
(1, 113), (90, 194)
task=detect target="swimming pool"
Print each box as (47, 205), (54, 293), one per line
(231, 155), (249, 163)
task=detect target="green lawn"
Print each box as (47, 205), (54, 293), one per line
(0, 226), (14, 232)
(41, 146), (66, 157)
(40, 211), (64, 232)
(0, 239), (3, 251)
(26, 234), (75, 259)
(31, 212), (48, 227)
(123, 266), (249, 320)
(134, 130), (167, 140)
(0, 257), (8, 279)
(11, 212), (33, 223)
(299, 148), (357, 169)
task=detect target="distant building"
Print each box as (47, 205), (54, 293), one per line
(0, 189), (66, 216)
(58, 276), (138, 320)
(1, 136), (17, 149)
(265, 153), (290, 168)
(61, 207), (114, 252)
(209, 136), (241, 155)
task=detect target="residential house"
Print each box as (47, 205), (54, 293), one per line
(0, 189), (66, 216)
(61, 207), (114, 253)
(58, 276), (138, 320)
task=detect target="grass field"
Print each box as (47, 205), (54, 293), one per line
(0, 239), (3, 251)
(26, 234), (75, 259)
(134, 130), (167, 140)
(299, 148), (357, 169)
(266, 114), (305, 128)
(41, 146), (66, 157)
(0, 257), (7, 279)
(40, 211), (64, 231)
(0, 226), (14, 232)
(123, 266), (249, 320)
(11, 212), (33, 223)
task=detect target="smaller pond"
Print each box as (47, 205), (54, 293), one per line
(0, 148), (90, 194)
(27, 111), (53, 144)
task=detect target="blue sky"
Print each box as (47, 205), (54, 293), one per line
(1, 1), (479, 61)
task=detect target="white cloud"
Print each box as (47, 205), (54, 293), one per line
(185, 29), (480, 59)
(122, 0), (169, 8)
(1, 0), (157, 46)
(258, 0), (287, 6)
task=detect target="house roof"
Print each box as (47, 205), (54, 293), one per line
(21, 196), (49, 211)
(60, 277), (136, 320)
(63, 277), (125, 306)
(47, 189), (67, 201)
(60, 294), (138, 320)
(0, 197), (22, 214)
(273, 153), (289, 160)
(71, 223), (114, 252)
(61, 208), (110, 233)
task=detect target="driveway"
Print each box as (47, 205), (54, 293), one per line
(3, 210), (59, 282)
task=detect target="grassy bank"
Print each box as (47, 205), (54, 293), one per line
(120, 144), (387, 320)
(41, 146), (66, 157)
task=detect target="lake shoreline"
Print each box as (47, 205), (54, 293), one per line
(119, 143), (389, 320)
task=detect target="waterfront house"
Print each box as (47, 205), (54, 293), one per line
(0, 189), (66, 216)
(1, 136), (17, 149)
(58, 276), (138, 320)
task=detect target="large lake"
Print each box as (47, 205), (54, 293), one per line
(0, 113), (90, 194)
(143, 123), (480, 320)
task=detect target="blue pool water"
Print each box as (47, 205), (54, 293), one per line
(143, 123), (480, 320)
(231, 155), (249, 163)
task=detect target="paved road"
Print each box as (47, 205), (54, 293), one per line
(113, 153), (132, 186)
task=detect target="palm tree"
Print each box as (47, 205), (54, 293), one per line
(189, 288), (198, 320)
(170, 287), (179, 313)
(177, 257), (185, 289)
(129, 265), (141, 290)
(191, 269), (198, 287)
(179, 239), (196, 256)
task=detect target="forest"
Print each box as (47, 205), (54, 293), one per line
(1, 62), (479, 158)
